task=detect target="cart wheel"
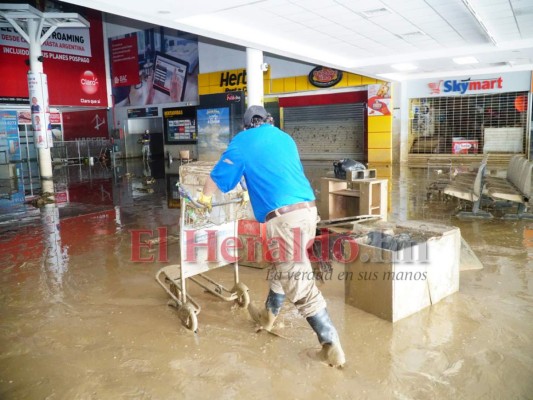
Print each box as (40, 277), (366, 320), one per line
(179, 303), (198, 333)
(234, 282), (250, 308)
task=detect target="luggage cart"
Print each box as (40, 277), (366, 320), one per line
(155, 184), (250, 332)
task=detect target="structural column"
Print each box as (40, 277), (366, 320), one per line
(27, 18), (54, 181)
(246, 48), (264, 106)
(0, 4), (89, 184)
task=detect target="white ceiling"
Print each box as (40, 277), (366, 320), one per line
(58, 0), (533, 80)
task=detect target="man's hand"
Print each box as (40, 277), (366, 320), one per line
(240, 190), (250, 207)
(197, 191), (212, 211)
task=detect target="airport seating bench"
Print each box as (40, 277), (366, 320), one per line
(444, 154), (532, 218)
(485, 157), (532, 216)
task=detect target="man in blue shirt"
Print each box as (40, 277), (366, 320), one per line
(199, 105), (345, 367)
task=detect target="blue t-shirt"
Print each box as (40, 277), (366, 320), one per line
(210, 124), (315, 223)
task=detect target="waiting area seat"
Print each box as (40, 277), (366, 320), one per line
(444, 154), (533, 219)
(485, 158), (533, 218)
(444, 158), (492, 218)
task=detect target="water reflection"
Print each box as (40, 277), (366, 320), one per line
(40, 204), (68, 301)
(0, 159), (532, 399)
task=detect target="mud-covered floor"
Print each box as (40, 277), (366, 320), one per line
(0, 159), (531, 399)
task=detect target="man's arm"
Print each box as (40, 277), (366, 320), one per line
(202, 176), (218, 196)
(196, 175), (219, 211)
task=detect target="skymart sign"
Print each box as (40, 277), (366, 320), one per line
(428, 76), (503, 95)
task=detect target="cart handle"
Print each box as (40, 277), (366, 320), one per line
(176, 183), (243, 209)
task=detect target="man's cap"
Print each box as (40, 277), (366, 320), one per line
(244, 105), (268, 126)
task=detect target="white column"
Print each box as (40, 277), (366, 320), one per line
(246, 48), (264, 106)
(28, 18), (53, 180)
(400, 81), (410, 164)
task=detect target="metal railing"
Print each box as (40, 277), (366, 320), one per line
(51, 138), (112, 164)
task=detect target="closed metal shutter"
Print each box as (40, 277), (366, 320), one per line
(283, 103), (365, 161)
(408, 91), (528, 156)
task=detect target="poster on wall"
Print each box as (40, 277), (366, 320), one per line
(0, 6), (108, 107)
(367, 83), (391, 116)
(28, 72), (52, 149)
(110, 36), (140, 87)
(0, 111), (20, 163)
(196, 107), (230, 161)
(109, 28), (199, 107)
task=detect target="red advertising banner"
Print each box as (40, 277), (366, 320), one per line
(110, 36), (140, 87)
(0, 7), (108, 108)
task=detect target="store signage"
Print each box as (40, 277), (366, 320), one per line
(428, 77), (503, 95)
(218, 70), (247, 92)
(407, 72), (530, 99)
(308, 67), (343, 88)
(226, 93), (242, 102)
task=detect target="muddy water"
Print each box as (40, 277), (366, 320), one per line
(0, 161), (532, 399)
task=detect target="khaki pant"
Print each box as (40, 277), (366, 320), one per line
(265, 206), (326, 318)
(142, 144), (150, 159)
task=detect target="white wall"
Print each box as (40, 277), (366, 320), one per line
(105, 17), (315, 79)
(198, 39), (314, 78)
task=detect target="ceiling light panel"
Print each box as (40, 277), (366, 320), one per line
(360, 7), (392, 18)
(391, 62), (418, 71)
(453, 56), (479, 64)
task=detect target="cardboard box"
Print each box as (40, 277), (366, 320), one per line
(344, 221), (460, 322)
(452, 138), (478, 154)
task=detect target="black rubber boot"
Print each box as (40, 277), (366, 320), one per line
(306, 308), (346, 367)
(248, 290), (285, 331)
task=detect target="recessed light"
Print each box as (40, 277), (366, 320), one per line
(157, 10), (171, 14)
(361, 7), (392, 18)
(399, 30), (426, 38)
(453, 56), (479, 65)
(391, 63), (418, 71)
